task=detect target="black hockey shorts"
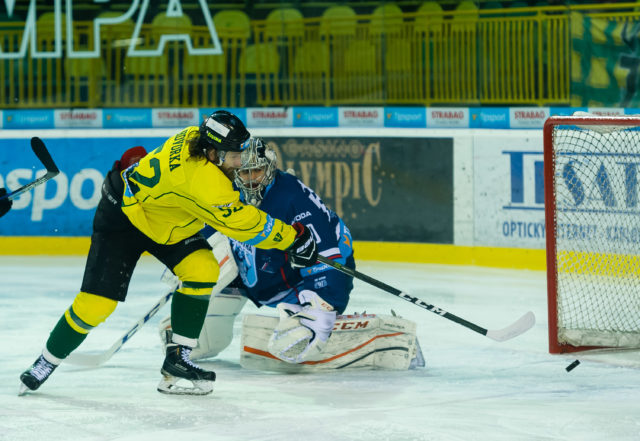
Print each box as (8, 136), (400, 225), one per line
(80, 170), (211, 302)
(80, 228), (212, 302)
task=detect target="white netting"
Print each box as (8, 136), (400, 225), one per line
(550, 122), (640, 348)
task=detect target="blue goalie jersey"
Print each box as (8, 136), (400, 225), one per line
(229, 170), (354, 314)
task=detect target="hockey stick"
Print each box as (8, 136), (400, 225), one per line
(1, 137), (60, 201)
(317, 255), (535, 342)
(65, 289), (174, 367)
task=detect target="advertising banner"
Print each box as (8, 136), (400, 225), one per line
(426, 107), (469, 128)
(246, 108), (293, 127)
(267, 136), (453, 243)
(294, 107), (339, 127)
(104, 109), (153, 128)
(0, 134), (453, 243)
(338, 108), (384, 127)
(3, 107), (640, 129)
(508, 107), (550, 129)
(151, 108), (199, 127)
(54, 109), (103, 128)
(0, 136), (166, 236)
(4, 110), (55, 129)
(470, 107), (509, 129)
(473, 133), (546, 249)
(384, 107), (427, 128)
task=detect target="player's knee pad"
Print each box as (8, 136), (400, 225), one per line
(65, 291), (118, 334)
(173, 249), (219, 298)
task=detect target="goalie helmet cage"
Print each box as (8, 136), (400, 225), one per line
(544, 115), (640, 354)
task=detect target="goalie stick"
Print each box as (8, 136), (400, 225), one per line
(0, 137), (60, 201)
(65, 289), (173, 367)
(317, 255), (535, 342)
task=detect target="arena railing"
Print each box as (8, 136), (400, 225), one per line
(1, 3), (636, 109)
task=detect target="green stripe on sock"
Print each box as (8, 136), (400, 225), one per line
(45, 314), (88, 359)
(170, 291), (209, 339)
(182, 281), (216, 289)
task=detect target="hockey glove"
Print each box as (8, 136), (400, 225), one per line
(287, 222), (318, 269)
(268, 290), (336, 363)
(0, 188), (12, 218)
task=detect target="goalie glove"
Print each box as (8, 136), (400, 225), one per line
(286, 222), (318, 269)
(268, 290), (336, 363)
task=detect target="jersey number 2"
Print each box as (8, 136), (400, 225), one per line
(130, 158), (161, 188)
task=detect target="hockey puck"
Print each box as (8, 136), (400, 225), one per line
(565, 359), (580, 372)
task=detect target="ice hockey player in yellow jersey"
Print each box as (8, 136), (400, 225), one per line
(19, 110), (319, 396)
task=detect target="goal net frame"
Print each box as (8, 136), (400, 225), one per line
(544, 115), (640, 354)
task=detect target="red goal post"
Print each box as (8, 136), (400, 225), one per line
(544, 114), (640, 354)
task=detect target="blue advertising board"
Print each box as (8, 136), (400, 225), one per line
(0, 136), (166, 236)
(383, 107), (426, 128)
(0, 107), (638, 129)
(293, 107), (339, 127)
(4, 110), (55, 129)
(470, 107), (509, 129)
(103, 109), (153, 128)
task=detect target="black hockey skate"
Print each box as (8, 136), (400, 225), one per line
(157, 344), (216, 395)
(19, 354), (58, 396)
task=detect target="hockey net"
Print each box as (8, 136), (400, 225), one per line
(544, 115), (640, 353)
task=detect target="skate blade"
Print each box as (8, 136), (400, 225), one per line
(157, 376), (214, 396)
(18, 382), (29, 396)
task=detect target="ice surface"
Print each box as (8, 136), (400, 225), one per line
(1, 256), (639, 441)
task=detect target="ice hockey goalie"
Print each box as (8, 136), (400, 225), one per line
(159, 232), (424, 372)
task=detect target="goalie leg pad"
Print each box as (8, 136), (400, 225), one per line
(242, 313), (424, 372)
(159, 288), (246, 360)
(191, 288), (247, 360)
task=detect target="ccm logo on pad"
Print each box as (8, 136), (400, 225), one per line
(333, 321), (369, 331)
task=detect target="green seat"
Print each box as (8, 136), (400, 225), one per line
(415, 1), (444, 33)
(265, 8), (304, 39)
(239, 43), (280, 75)
(320, 5), (357, 37)
(370, 3), (404, 36)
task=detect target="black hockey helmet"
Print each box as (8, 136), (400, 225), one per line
(198, 110), (250, 153)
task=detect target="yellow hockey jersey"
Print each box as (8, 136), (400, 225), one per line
(120, 126), (296, 250)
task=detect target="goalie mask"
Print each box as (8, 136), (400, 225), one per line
(234, 137), (277, 207)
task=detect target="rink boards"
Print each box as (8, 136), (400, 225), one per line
(0, 128), (550, 269)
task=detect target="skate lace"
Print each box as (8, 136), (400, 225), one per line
(31, 358), (54, 381)
(180, 347), (204, 371)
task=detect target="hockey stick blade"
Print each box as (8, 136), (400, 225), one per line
(1, 137), (60, 201)
(66, 290), (173, 367)
(31, 137), (59, 173)
(317, 255), (535, 342)
(485, 311), (535, 342)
